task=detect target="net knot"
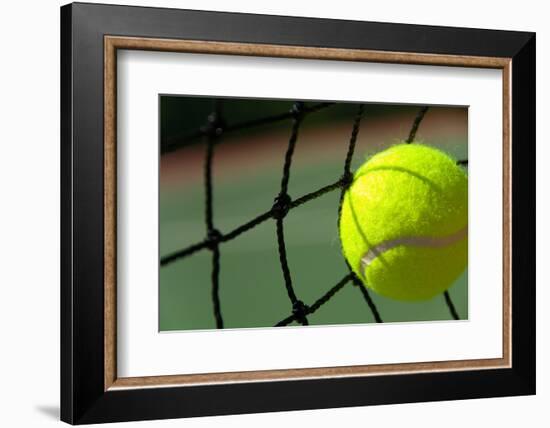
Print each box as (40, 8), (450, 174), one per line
(340, 171), (354, 189)
(290, 101), (305, 119)
(206, 228), (223, 250)
(201, 112), (226, 137)
(292, 300), (309, 321)
(272, 193), (292, 220)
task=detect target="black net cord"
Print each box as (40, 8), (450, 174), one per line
(444, 290), (460, 320)
(274, 102), (309, 325)
(204, 100), (225, 329)
(211, 244), (223, 327)
(336, 104), (382, 323)
(406, 106), (430, 143)
(351, 275), (383, 323)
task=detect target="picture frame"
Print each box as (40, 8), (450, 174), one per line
(60, 2), (535, 424)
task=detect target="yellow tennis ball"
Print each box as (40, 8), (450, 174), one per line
(339, 143), (468, 301)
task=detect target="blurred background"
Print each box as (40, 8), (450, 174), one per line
(159, 96), (468, 331)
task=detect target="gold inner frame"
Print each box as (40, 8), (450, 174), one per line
(104, 35), (512, 391)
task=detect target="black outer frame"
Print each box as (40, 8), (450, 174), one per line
(60, 2), (535, 424)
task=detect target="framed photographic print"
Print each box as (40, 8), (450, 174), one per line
(60, 2), (536, 424)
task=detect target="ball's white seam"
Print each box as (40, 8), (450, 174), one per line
(359, 225), (468, 278)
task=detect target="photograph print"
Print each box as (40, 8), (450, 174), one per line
(159, 96), (468, 331)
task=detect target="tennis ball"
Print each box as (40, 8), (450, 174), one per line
(339, 143), (467, 301)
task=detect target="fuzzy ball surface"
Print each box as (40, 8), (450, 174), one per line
(339, 143), (468, 301)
